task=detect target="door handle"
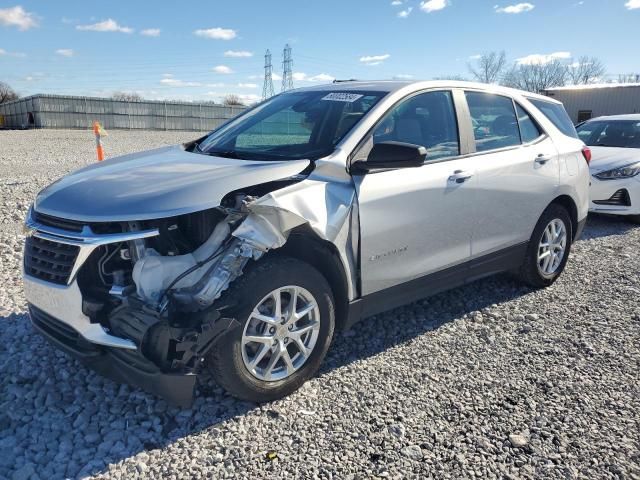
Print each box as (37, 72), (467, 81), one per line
(535, 154), (552, 165)
(448, 170), (473, 184)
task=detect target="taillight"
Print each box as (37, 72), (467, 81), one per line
(581, 146), (592, 165)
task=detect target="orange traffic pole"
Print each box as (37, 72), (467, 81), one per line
(93, 121), (105, 161)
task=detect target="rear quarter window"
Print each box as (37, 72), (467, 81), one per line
(528, 98), (579, 139)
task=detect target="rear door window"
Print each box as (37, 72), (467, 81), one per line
(515, 104), (543, 143)
(465, 91), (521, 152)
(528, 98), (579, 139)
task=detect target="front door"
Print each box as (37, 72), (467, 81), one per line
(353, 90), (477, 295)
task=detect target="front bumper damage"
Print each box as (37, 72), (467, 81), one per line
(23, 179), (359, 407)
(29, 302), (237, 407)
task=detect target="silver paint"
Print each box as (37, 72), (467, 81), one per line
(34, 145), (310, 222)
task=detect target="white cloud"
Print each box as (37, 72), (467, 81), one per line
(516, 51), (571, 65)
(249, 73), (282, 81)
(398, 7), (413, 17)
(0, 6), (38, 30)
(55, 49), (74, 57)
(391, 0), (403, 5)
(469, 54), (482, 60)
(494, 3), (535, 13)
(393, 74), (414, 79)
(309, 73), (335, 82)
(77, 19), (133, 33)
(213, 65), (233, 74)
(140, 28), (160, 37)
(194, 27), (237, 40)
(224, 50), (253, 58)
(420, 0), (449, 13)
(162, 73), (173, 78)
(360, 54), (391, 65)
(0, 48), (26, 57)
(292, 72), (334, 82)
(626, 0), (640, 9)
(160, 78), (202, 87)
(237, 83), (258, 88)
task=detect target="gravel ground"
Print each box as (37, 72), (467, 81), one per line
(1, 129), (639, 480)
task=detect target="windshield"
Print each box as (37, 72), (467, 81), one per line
(196, 90), (386, 161)
(577, 120), (640, 148)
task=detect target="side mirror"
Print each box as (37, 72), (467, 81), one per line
(353, 141), (427, 172)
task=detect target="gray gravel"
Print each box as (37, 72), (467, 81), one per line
(1, 129), (640, 479)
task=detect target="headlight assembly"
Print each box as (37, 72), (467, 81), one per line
(594, 162), (640, 180)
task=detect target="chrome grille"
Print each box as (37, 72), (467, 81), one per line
(24, 236), (80, 285)
(32, 211), (84, 232)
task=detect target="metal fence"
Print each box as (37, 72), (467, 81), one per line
(0, 94), (246, 131)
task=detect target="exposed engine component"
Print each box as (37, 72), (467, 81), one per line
(129, 193), (309, 312)
(132, 216), (234, 305)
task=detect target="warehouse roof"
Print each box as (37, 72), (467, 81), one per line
(544, 83), (640, 92)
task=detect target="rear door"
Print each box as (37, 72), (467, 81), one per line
(461, 91), (560, 258)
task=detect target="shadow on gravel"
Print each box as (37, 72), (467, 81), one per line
(0, 272), (532, 479)
(579, 213), (638, 240)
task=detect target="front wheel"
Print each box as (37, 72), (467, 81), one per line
(518, 204), (573, 288)
(205, 256), (335, 402)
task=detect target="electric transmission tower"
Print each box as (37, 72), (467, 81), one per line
(262, 49), (275, 100)
(281, 44), (293, 92)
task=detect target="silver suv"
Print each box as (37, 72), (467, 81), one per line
(23, 81), (590, 406)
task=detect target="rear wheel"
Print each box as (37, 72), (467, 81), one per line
(205, 256), (335, 402)
(518, 204), (573, 288)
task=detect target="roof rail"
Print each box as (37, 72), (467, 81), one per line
(332, 79), (359, 83)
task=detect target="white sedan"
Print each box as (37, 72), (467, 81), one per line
(577, 114), (640, 223)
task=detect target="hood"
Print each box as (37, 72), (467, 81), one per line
(34, 145), (311, 222)
(588, 146), (640, 173)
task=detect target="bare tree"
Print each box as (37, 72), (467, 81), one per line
(432, 74), (468, 81)
(566, 56), (606, 85)
(618, 73), (640, 83)
(223, 94), (245, 106)
(0, 81), (19, 104)
(111, 91), (143, 102)
(468, 51), (507, 84)
(502, 60), (568, 93)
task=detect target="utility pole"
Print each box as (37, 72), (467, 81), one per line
(281, 44), (293, 92)
(262, 49), (275, 100)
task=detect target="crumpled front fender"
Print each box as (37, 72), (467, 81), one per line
(238, 179), (359, 300)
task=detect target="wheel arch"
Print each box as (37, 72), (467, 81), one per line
(549, 194), (579, 239)
(271, 226), (351, 331)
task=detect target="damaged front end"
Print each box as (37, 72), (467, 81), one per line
(25, 177), (326, 407)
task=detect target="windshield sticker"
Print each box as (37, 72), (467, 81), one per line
(321, 93), (364, 103)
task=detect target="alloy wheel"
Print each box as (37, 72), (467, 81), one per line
(537, 218), (567, 277)
(241, 286), (320, 382)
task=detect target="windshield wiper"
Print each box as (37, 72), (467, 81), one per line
(203, 149), (243, 159)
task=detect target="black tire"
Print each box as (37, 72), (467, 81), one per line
(205, 255), (335, 402)
(518, 204), (573, 288)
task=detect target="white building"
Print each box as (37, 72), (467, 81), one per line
(542, 83), (640, 124)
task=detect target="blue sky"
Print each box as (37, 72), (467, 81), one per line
(0, 0), (638, 103)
